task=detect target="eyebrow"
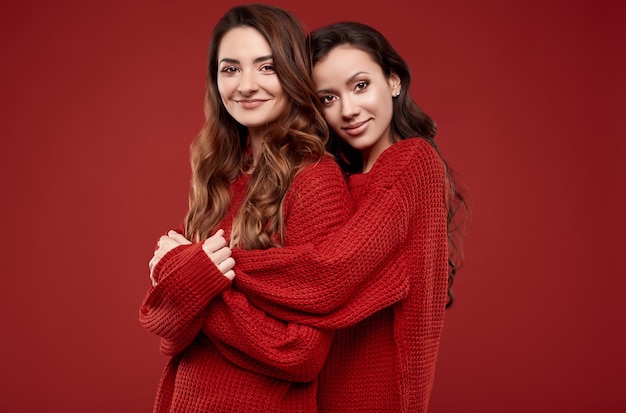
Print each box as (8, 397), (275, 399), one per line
(317, 71), (370, 94)
(219, 55), (273, 65)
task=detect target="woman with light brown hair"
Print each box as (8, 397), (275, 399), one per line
(140, 4), (352, 412)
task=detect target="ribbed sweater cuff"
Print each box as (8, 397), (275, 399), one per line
(156, 243), (232, 302)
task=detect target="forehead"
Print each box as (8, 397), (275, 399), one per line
(313, 45), (382, 83)
(218, 26), (271, 60)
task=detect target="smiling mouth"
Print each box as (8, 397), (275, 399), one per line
(342, 120), (369, 136)
(236, 99), (266, 109)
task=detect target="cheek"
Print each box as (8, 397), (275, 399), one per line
(362, 92), (384, 112)
(267, 79), (286, 99)
(370, 91), (394, 122)
(217, 78), (234, 97)
(322, 107), (342, 129)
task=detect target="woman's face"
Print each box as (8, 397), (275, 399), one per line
(217, 26), (288, 138)
(313, 45), (400, 170)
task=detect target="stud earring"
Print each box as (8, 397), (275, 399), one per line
(395, 90), (401, 97)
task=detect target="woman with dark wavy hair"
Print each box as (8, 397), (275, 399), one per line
(306, 21), (467, 413)
(139, 5), (353, 412)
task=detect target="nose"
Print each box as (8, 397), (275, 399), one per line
(237, 70), (258, 95)
(340, 95), (360, 118)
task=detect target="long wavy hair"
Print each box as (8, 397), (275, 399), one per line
(184, 4), (328, 249)
(309, 22), (468, 308)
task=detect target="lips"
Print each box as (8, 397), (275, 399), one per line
(236, 99), (267, 109)
(342, 119), (369, 137)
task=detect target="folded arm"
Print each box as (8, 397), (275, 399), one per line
(232, 185), (411, 327)
(204, 288), (334, 382)
(139, 242), (232, 356)
(201, 156), (351, 379)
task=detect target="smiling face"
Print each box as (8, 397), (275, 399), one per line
(216, 26), (288, 140)
(313, 45), (401, 172)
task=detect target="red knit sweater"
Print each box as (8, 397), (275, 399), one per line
(317, 139), (448, 412)
(201, 139), (449, 412)
(139, 156), (353, 412)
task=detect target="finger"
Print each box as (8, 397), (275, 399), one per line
(154, 246), (171, 259)
(217, 257), (235, 275)
(208, 246), (232, 266)
(208, 229), (227, 244)
(203, 234), (227, 254)
(159, 236), (183, 252)
(222, 269), (235, 281)
(149, 256), (158, 286)
(158, 235), (176, 248)
(168, 230), (191, 245)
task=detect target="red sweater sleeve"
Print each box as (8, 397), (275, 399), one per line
(230, 140), (444, 328)
(231, 186), (411, 327)
(205, 289), (334, 382)
(139, 242), (232, 356)
(201, 156), (351, 381)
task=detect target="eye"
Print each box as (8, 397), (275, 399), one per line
(319, 94), (337, 106)
(220, 66), (239, 74)
(354, 80), (369, 92)
(259, 63), (276, 73)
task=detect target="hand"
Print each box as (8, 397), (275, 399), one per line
(203, 229), (235, 281)
(149, 230), (192, 286)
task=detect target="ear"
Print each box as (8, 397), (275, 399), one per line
(389, 71), (401, 97)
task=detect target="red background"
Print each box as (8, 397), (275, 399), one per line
(1, 0), (624, 412)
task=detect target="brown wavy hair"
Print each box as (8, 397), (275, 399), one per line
(184, 4), (328, 249)
(309, 22), (468, 308)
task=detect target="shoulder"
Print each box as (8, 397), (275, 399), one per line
(283, 155), (352, 240)
(286, 155), (349, 207)
(371, 138), (445, 188)
(381, 138), (443, 172)
(301, 154), (344, 174)
(291, 155), (346, 188)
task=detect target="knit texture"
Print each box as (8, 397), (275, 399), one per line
(139, 156), (353, 413)
(218, 138), (449, 413)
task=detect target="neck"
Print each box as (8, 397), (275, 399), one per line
(361, 140), (392, 173)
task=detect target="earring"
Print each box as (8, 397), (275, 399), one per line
(395, 90), (401, 97)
